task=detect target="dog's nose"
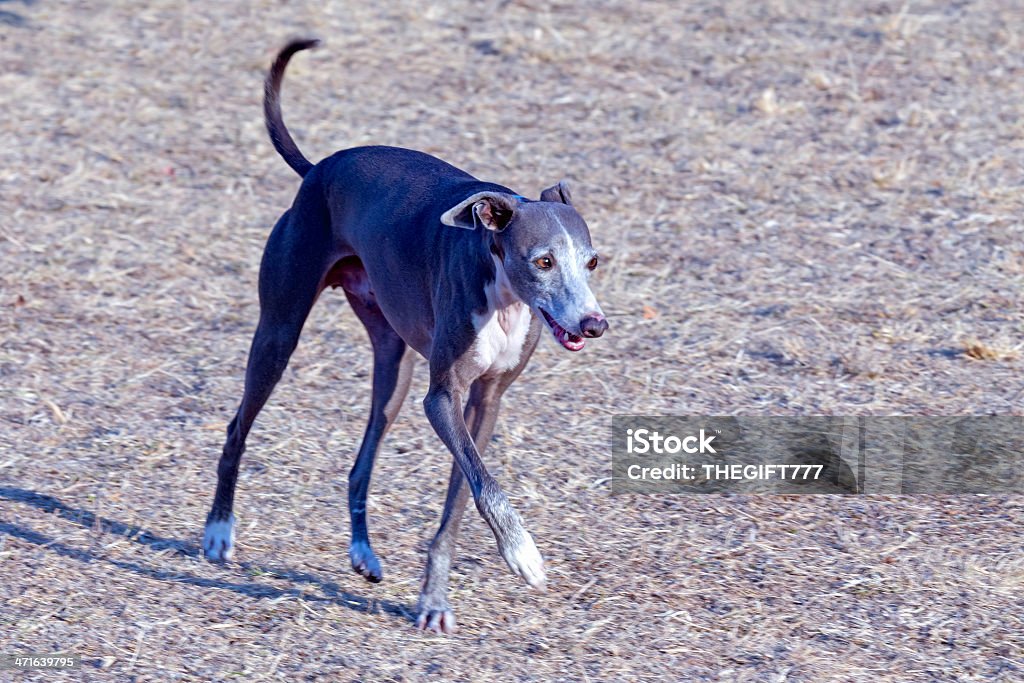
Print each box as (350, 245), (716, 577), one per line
(580, 313), (608, 338)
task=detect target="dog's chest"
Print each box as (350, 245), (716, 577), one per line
(471, 301), (531, 374)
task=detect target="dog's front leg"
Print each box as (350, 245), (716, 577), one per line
(417, 377), (506, 632)
(422, 378), (546, 591)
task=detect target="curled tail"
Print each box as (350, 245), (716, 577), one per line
(264, 38), (321, 178)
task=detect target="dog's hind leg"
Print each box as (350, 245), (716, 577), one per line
(337, 259), (416, 583)
(416, 376), (505, 634)
(204, 207), (329, 562)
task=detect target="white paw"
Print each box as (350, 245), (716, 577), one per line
(501, 532), (546, 588)
(416, 608), (457, 635)
(203, 516), (236, 562)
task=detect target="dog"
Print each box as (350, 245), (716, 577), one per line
(203, 38), (608, 634)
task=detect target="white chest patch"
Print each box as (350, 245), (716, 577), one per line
(470, 257), (532, 374)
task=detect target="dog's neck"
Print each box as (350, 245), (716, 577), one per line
(487, 252), (521, 311)
(477, 229), (516, 308)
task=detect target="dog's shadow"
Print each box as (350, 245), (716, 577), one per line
(0, 0), (34, 28)
(0, 486), (413, 624)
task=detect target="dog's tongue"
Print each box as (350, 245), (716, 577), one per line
(552, 321), (585, 352)
(540, 308), (585, 351)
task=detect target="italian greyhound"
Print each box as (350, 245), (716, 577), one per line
(203, 38), (608, 634)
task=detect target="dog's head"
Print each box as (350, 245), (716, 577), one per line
(440, 181), (607, 351)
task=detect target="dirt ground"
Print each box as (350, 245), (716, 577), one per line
(2, 0), (1023, 680)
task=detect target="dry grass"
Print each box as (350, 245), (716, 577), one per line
(2, 0), (1024, 680)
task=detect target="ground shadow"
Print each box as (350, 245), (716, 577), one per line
(0, 0), (35, 28)
(0, 486), (413, 624)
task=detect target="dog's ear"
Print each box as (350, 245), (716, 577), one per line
(440, 192), (518, 231)
(540, 180), (573, 206)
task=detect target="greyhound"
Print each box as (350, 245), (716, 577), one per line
(203, 38), (608, 634)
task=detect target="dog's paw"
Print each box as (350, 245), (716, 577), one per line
(349, 540), (383, 583)
(416, 598), (457, 635)
(499, 532), (546, 589)
(203, 515), (236, 562)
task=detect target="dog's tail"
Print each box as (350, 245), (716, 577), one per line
(264, 38), (321, 178)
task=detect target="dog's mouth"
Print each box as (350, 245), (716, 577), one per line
(539, 308), (585, 352)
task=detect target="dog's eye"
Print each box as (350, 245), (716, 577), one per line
(534, 256), (554, 270)
(587, 256), (599, 271)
